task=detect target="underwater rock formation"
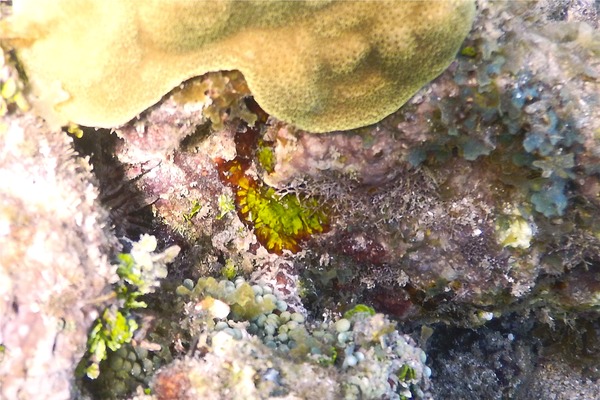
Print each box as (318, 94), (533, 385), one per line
(146, 277), (433, 400)
(246, 0), (600, 326)
(0, 49), (116, 398)
(1, 0), (600, 399)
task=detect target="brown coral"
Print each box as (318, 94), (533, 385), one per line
(1, 0), (475, 132)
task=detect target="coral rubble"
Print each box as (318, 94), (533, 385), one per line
(151, 277), (433, 400)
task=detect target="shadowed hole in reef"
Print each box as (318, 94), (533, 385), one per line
(70, 127), (156, 241)
(426, 317), (539, 400)
(70, 128), (192, 398)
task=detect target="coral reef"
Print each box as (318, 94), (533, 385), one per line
(1, 0), (474, 132)
(246, 0), (600, 328)
(1, 0), (600, 399)
(69, 0), (598, 396)
(79, 236), (179, 397)
(79, 235), (179, 380)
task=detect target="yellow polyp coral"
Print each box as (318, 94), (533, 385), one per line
(0, 0), (475, 132)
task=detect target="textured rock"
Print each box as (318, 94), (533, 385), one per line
(0, 114), (116, 398)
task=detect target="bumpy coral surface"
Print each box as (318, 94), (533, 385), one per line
(1, 0), (474, 132)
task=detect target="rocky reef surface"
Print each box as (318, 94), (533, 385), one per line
(1, 1), (600, 399)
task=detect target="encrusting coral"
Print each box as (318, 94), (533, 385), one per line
(0, 0), (475, 132)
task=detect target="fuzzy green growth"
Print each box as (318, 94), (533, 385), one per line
(0, 48), (29, 116)
(460, 46), (478, 58)
(80, 235), (179, 380)
(84, 308), (138, 379)
(398, 364), (417, 381)
(115, 253), (151, 309)
(256, 140), (276, 174)
(183, 200), (202, 222)
(343, 304), (376, 319)
(217, 193), (235, 220)
(221, 258), (238, 280)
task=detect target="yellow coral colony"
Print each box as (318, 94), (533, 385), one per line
(1, 0), (475, 132)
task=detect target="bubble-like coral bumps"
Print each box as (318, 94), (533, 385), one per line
(2, 0), (475, 132)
